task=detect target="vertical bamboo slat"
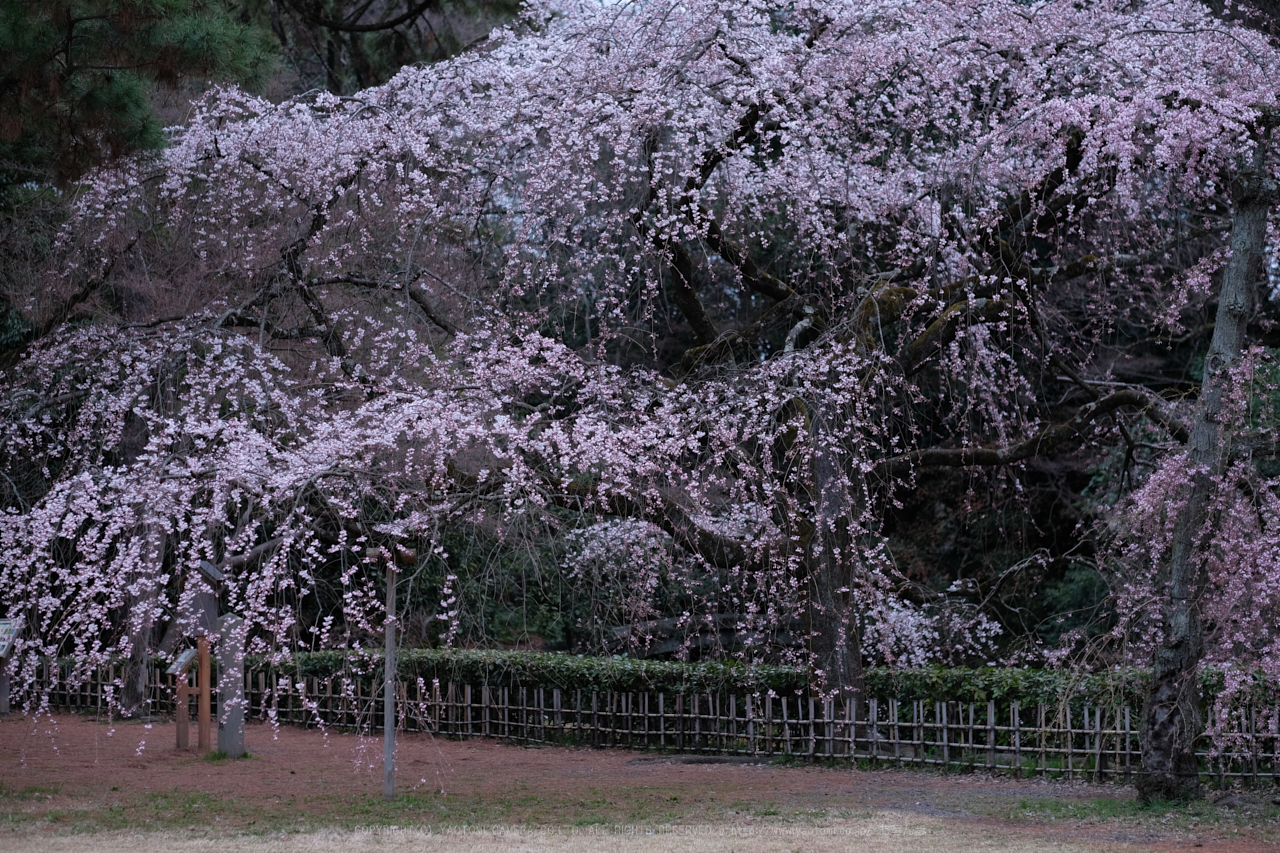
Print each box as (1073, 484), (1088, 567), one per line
(988, 700), (996, 770)
(869, 698), (879, 766)
(1066, 704), (1074, 781)
(1251, 705), (1259, 787)
(1094, 708), (1104, 783)
(1013, 702), (1022, 777)
(1124, 706), (1132, 784)
(1038, 704), (1046, 776)
(967, 703), (975, 770)
(940, 702), (949, 768)
(782, 696), (791, 755)
(804, 695), (811, 757)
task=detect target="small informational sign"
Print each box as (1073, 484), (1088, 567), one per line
(0, 620), (16, 658)
(166, 647), (198, 676)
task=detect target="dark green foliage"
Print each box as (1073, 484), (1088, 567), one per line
(262, 648), (811, 695)
(243, 650), (1169, 709)
(1037, 564), (1111, 645)
(862, 664), (1147, 709)
(0, 0), (275, 187)
(882, 466), (1111, 651)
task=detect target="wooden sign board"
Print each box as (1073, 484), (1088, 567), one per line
(0, 620), (16, 658)
(165, 647), (197, 676)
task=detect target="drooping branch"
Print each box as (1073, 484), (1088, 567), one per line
(679, 293), (823, 373)
(214, 537), (288, 572)
(319, 274), (460, 336)
(897, 296), (1011, 376)
(37, 234), (139, 339)
(280, 0), (439, 34)
(698, 214), (796, 303)
(850, 244), (1174, 371)
(296, 283), (349, 359)
(988, 128), (1086, 256)
(221, 312), (326, 341)
(631, 130), (719, 347)
(874, 388), (1185, 480)
(556, 481), (752, 571)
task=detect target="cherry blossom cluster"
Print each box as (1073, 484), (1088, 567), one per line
(4, 0), (1280, 715)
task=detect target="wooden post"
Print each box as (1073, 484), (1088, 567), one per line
(0, 656), (9, 717)
(175, 674), (190, 749)
(197, 636), (211, 752)
(384, 558), (397, 801)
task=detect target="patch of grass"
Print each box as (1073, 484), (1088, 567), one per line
(0, 783), (61, 801)
(1011, 791), (1280, 841)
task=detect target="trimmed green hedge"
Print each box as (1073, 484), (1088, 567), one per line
(42, 649), (1251, 710)
(255, 649), (808, 695)
(245, 649), (1165, 707)
(863, 665), (1150, 708)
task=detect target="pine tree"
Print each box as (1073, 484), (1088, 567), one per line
(0, 0), (274, 188)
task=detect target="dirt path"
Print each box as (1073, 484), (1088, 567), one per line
(1, 715), (1276, 852)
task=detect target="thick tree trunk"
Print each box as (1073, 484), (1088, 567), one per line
(120, 520), (169, 717)
(1138, 147), (1273, 802)
(808, 405), (864, 701)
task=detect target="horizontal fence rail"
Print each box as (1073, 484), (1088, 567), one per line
(26, 661), (1280, 786)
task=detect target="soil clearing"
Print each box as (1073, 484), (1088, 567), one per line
(2, 715), (1278, 852)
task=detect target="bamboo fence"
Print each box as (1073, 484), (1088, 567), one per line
(29, 661), (1280, 786)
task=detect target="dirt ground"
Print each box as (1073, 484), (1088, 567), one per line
(2, 714), (1279, 852)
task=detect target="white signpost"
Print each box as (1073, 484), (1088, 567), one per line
(384, 558), (396, 801)
(216, 614), (246, 759)
(368, 546), (414, 802)
(0, 619), (15, 717)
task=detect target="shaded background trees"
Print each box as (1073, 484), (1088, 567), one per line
(243, 0), (519, 94)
